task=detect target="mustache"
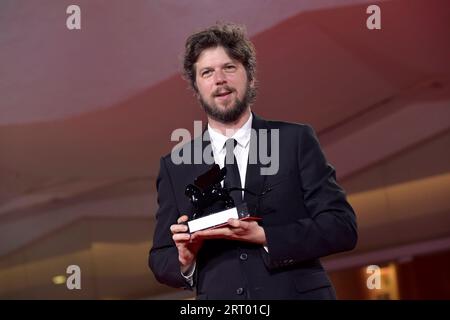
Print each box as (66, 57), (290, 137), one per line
(212, 85), (235, 97)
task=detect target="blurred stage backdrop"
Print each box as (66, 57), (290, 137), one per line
(0, 0), (449, 299)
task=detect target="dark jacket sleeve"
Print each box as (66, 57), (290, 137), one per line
(263, 125), (358, 267)
(148, 157), (193, 289)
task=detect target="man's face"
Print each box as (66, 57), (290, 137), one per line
(194, 46), (253, 123)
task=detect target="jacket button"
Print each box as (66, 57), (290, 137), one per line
(240, 253), (248, 261)
(236, 287), (244, 295)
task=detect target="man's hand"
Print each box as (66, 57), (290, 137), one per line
(191, 218), (267, 245)
(170, 215), (203, 273)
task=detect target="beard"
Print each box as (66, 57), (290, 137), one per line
(198, 82), (256, 123)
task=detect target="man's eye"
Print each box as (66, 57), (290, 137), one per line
(225, 65), (236, 71)
(202, 70), (212, 77)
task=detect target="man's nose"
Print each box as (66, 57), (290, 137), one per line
(214, 70), (227, 85)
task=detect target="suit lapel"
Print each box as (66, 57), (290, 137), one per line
(244, 113), (269, 212)
(191, 128), (215, 179)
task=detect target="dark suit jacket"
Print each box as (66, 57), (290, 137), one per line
(149, 114), (357, 299)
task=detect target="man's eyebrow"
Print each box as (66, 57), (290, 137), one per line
(222, 61), (236, 67)
(198, 62), (236, 73)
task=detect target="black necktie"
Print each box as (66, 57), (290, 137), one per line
(223, 139), (242, 205)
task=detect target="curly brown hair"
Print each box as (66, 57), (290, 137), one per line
(182, 23), (257, 92)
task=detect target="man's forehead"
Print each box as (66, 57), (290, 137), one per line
(196, 47), (238, 68)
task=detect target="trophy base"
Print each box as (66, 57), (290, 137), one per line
(187, 203), (260, 234)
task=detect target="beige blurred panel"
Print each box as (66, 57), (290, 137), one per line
(0, 228), (95, 300)
(343, 129), (450, 194)
(0, 181), (156, 257)
(0, 250), (95, 299)
(341, 129), (450, 253)
(347, 172), (450, 252)
(386, 173), (450, 222)
(348, 178), (389, 228)
(343, 167), (391, 251)
(90, 241), (170, 299)
(0, 218), (159, 299)
(0, 251), (28, 298)
(22, 219), (95, 299)
(350, 173), (450, 227)
(382, 129), (450, 189)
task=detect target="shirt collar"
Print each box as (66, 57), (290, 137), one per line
(208, 113), (253, 152)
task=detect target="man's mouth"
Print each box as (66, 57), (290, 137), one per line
(214, 90), (233, 98)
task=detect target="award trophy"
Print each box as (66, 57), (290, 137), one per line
(184, 164), (261, 233)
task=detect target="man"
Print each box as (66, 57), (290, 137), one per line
(149, 23), (357, 299)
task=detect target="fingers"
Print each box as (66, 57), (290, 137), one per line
(170, 215), (190, 234)
(177, 215), (189, 224)
(172, 233), (191, 243)
(191, 227), (232, 241)
(227, 218), (250, 229)
(171, 215), (191, 243)
(170, 223), (188, 234)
